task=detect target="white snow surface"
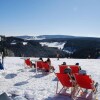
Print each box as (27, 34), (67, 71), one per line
(40, 42), (65, 49)
(0, 57), (100, 100)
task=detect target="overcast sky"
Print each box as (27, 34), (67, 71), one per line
(0, 0), (100, 37)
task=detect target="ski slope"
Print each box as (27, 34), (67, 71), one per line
(0, 57), (100, 100)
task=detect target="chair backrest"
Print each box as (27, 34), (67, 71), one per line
(59, 65), (68, 73)
(36, 61), (43, 68)
(56, 73), (73, 87)
(42, 62), (50, 71)
(69, 65), (79, 74)
(25, 58), (32, 67)
(74, 74), (93, 89)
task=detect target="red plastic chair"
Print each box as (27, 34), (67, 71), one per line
(25, 58), (32, 68)
(56, 73), (75, 97)
(59, 65), (68, 73)
(69, 65), (80, 74)
(74, 73), (97, 98)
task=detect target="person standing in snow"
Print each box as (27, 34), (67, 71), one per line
(0, 59), (4, 70)
(56, 53), (60, 60)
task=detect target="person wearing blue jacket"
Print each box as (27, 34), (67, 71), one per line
(0, 59), (4, 70)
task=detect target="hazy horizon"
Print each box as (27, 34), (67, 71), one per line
(1, 33), (100, 38)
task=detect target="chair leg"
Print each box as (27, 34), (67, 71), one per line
(59, 87), (65, 94)
(74, 88), (81, 98)
(55, 82), (59, 94)
(56, 81), (65, 94)
(71, 87), (77, 98)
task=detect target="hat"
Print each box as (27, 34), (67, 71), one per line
(79, 70), (86, 75)
(75, 63), (79, 65)
(62, 62), (66, 65)
(64, 68), (71, 74)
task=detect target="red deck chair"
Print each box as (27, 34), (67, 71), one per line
(24, 58), (32, 68)
(74, 73), (97, 99)
(69, 65), (80, 74)
(36, 61), (43, 69)
(42, 62), (50, 71)
(59, 65), (68, 73)
(56, 73), (75, 97)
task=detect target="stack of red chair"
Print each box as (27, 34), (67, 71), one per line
(55, 64), (98, 99)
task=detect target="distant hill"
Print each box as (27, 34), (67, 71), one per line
(15, 35), (77, 40)
(63, 38), (100, 58)
(16, 35), (100, 41)
(36, 35), (76, 39)
(35, 37), (100, 58)
(16, 35), (35, 40)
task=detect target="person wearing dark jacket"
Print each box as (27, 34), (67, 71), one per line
(39, 57), (43, 61)
(45, 58), (55, 72)
(75, 62), (81, 70)
(64, 67), (75, 81)
(62, 62), (66, 65)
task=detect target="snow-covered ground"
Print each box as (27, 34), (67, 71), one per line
(0, 57), (100, 100)
(40, 42), (65, 49)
